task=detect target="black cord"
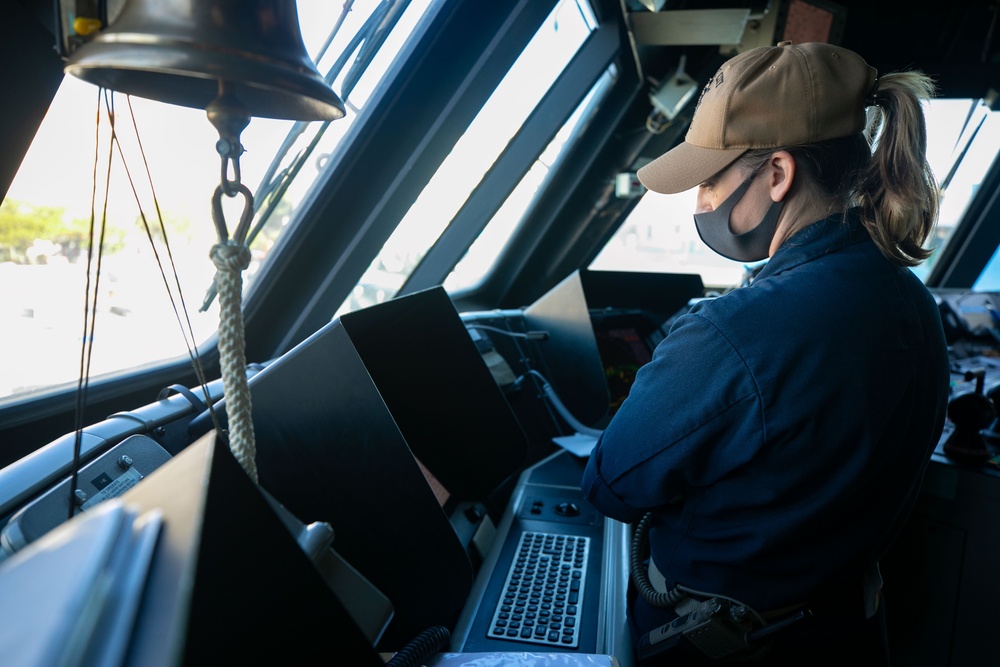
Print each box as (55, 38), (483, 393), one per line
(384, 626), (451, 667)
(466, 324), (550, 340)
(630, 513), (686, 608)
(523, 369), (604, 438)
(69, 86), (112, 521)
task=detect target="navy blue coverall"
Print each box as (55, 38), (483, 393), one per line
(581, 210), (950, 663)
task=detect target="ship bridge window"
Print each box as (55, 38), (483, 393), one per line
(443, 68), (616, 294)
(0, 0), (436, 406)
(919, 98), (1000, 283)
(591, 97), (1000, 291)
(336, 0), (598, 316)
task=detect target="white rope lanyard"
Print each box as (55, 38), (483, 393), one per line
(210, 182), (258, 484)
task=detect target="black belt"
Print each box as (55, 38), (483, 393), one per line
(647, 560), (883, 622)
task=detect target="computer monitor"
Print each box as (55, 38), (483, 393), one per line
(339, 286), (529, 503)
(523, 269), (705, 423)
(189, 308), (474, 649)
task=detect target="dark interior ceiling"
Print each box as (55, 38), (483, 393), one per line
(21, 0), (1000, 98)
(624, 1), (1000, 102)
(837, 1), (1000, 101)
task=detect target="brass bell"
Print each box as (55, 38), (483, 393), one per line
(63, 0), (345, 122)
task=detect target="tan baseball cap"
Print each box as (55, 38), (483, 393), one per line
(637, 41), (877, 194)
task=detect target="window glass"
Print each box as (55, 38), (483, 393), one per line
(0, 0), (435, 404)
(590, 187), (748, 288)
(920, 99), (1000, 282)
(444, 69), (615, 293)
(973, 243), (1000, 291)
(337, 0), (597, 316)
(591, 98), (1000, 289)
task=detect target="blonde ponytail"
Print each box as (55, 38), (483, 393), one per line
(855, 71), (941, 267)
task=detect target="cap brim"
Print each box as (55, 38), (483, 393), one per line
(637, 141), (747, 194)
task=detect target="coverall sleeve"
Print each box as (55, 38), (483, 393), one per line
(581, 311), (765, 523)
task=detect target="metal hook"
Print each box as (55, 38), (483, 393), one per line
(207, 81), (250, 198)
(211, 183), (255, 246)
(218, 140), (244, 198)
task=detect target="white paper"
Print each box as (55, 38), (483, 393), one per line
(552, 432), (599, 457)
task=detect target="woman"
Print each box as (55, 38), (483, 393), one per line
(581, 41), (950, 665)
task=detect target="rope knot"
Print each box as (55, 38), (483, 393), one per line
(210, 241), (252, 272)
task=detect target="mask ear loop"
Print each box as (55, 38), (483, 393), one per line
(745, 157), (786, 243)
(707, 159), (771, 221)
(711, 164), (762, 218)
(692, 160), (785, 262)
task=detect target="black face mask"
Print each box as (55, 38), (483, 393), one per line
(693, 167), (784, 263)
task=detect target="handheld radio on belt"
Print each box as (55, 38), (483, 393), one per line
(630, 513), (812, 662)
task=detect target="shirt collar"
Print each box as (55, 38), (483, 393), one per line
(753, 209), (868, 282)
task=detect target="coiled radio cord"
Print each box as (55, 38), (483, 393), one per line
(630, 512), (687, 608)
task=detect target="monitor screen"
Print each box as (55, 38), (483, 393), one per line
(339, 286), (529, 503)
(206, 311), (474, 647)
(591, 310), (658, 413)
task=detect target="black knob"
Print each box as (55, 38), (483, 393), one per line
(981, 383), (1000, 448)
(554, 501), (580, 517)
(947, 391), (995, 429)
(944, 391), (994, 465)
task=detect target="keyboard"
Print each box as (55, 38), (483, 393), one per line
(487, 530), (591, 648)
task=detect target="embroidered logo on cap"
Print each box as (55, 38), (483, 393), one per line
(694, 70), (724, 114)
